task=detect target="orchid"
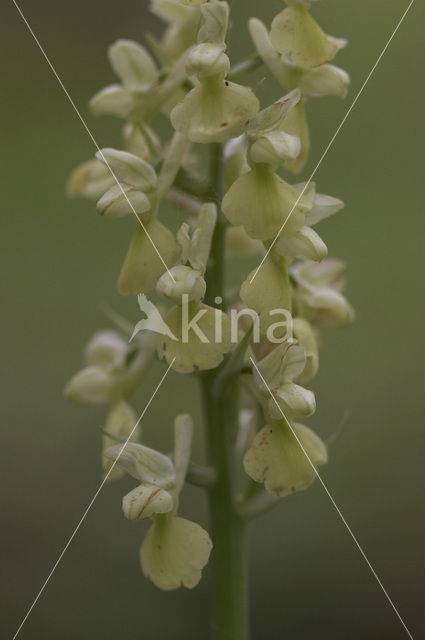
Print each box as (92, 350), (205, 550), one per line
(65, 1), (353, 637)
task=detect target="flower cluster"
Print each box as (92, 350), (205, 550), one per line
(66, 0), (353, 591)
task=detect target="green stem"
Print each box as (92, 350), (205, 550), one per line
(201, 374), (249, 640)
(201, 144), (249, 640)
(204, 143), (227, 308)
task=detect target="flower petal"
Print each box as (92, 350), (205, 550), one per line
(243, 420), (327, 497)
(240, 259), (291, 338)
(222, 164), (310, 240)
(67, 159), (115, 199)
(270, 4), (342, 70)
(140, 516), (212, 590)
(171, 77), (259, 143)
(118, 221), (178, 296)
(104, 442), (176, 488)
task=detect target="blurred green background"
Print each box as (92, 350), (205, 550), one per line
(2, 0), (424, 638)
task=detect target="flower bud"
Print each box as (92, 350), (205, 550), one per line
(156, 266), (206, 303)
(105, 442), (176, 488)
(108, 40), (157, 90)
(64, 366), (115, 405)
(270, 3), (345, 70)
(300, 64), (350, 99)
(122, 484), (174, 521)
(243, 419), (327, 497)
(198, 1), (229, 44)
(140, 516), (212, 590)
(186, 43), (230, 79)
(96, 148), (157, 191)
(85, 330), (128, 369)
(96, 184), (152, 219)
(90, 85), (133, 119)
(118, 221), (178, 296)
(67, 159), (115, 199)
(275, 225), (328, 262)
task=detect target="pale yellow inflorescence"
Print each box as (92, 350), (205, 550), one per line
(65, 0), (353, 591)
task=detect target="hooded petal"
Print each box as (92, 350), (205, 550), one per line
(67, 159), (115, 199)
(243, 419), (327, 497)
(156, 266), (206, 304)
(268, 382), (316, 420)
(295, 286), (354, 329)
(64, 366), (115, 405)
(300, 64), (350, 99)
(157, 303), (232, 373)
(90, 85), (133, 119)
(254, 342), (306, 392)
(122, 484), (174, 520)
(84, 330), (128, 369)
(96, 149), (157, 191)
(275, 225), (328, 262)
(96, 184), (152, 220)
(140, 516), (212, 590)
